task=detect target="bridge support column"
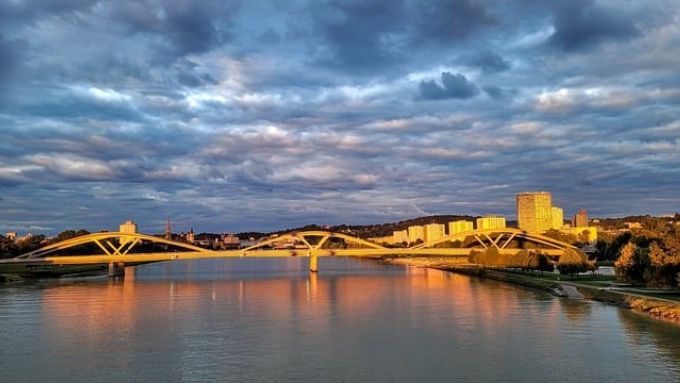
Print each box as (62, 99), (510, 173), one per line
(309, 254), (318, 273)
(107, 262), (125, 278)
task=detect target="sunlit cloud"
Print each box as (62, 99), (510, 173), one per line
(0, 0), (679, 233)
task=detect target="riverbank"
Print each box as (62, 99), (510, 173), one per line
(384, 257), (680, 324)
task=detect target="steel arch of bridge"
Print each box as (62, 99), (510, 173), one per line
(0, 229), (575, 275)
(412, 227), (576, 251)
(17, 231), (210, 259)
(243, 230), (386, 251)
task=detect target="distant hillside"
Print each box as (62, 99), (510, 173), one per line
(240, 215), (482, 239)
(594, 214), (679, 230)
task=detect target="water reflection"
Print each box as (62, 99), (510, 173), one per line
(1, 257), (680, 383)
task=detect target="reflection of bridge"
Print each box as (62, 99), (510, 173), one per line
(0, 228), (574, 277)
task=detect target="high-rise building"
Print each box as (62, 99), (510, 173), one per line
(551, 206), (564, 230)
(424, 223), (445, 243)
(448, 220), (474, 235)
(393, 230), (408, 244)
(119, 220), (138, 245)
(573, 209), (588, 228)
(516, 191), (553, 233)
(476, 216), (506, 230)
(407, 225), (425, 244)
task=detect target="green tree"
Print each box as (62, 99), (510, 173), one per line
(15, 234), (47, 255)
(525, 251), (554, 275)
(516, 249), (530, 272)
(0, 235), (18, 258)
(468, 250), (482, 264)
(543, 229), (578, 245)
(557, 248), (595, 278)
(614, 242), (648, 283)
(476, 247), (500, 267)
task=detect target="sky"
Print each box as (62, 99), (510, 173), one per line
(1, 0), (679, 234)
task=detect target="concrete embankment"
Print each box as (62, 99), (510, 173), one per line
(383, 257), (680, 324)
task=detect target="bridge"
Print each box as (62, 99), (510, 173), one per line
(0, 228), (575, 277)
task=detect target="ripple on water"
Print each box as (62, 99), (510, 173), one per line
(1, 257), (680, 383)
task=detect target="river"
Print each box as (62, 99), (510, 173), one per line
(1, 257), (680, 382)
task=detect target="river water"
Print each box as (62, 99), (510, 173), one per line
(1, 257), (680, 382)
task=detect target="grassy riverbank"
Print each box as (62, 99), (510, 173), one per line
(384, 256), (680, 324)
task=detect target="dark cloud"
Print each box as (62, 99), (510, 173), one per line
(106, 1), (239, 56)
(467, 51), (510, 73)
(420, 72), (479, 100)
(548, 0), (640, 51)
(0, 35), (27, 105)
(0, 0), (679, 233)
(482, 85), (516, 100)
(312, 0), (406, 72)
(413, 0), (496, 43)
(173, 59), (218, 87)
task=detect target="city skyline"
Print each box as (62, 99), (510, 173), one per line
(2, 1), (680, 234)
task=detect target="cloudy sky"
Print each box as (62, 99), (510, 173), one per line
(1, 0), (679, 234)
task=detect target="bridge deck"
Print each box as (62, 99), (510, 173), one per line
(0, 229), (571, 276)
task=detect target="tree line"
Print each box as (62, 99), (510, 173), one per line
(613, 223), (680, 287)
(468, 247), (594, 277)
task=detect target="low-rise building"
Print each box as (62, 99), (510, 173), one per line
(119, 220), (138, 245)
(562, 226), (598, 244)
(476, 216), (506, 230)
(551, 207), (564, 230)
(424, 223), (445, 243)
(393, 230), (409, 245)
(221, 233), (241, 249)
(407, 225), (425, 244)
(448, 220), (473, 235)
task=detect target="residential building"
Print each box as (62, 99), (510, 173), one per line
(562, 226), (598, 244)
(393, 230), (409, 245)
(551, 206), (564, 230)
(407, 225), (425, 244)
(222, 233), (241, 249)
(119, 220), (138, 245)
(573, 209), (588, 228)
(516, 191), (553, 233)
(448, 220), (474, 235)
(119, 220), (138, 234)
(624, 222), (642, 229)
(476, 216), (506, 230)
(424, 223), (445, 243)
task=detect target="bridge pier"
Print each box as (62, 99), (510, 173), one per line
(107, 262), (125, 278)
(309, 254), (318, 273)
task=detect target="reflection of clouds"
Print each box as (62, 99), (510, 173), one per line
(5, 258), (680, 381)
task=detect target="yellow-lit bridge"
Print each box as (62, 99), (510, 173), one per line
(0, 229), (575, 277)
